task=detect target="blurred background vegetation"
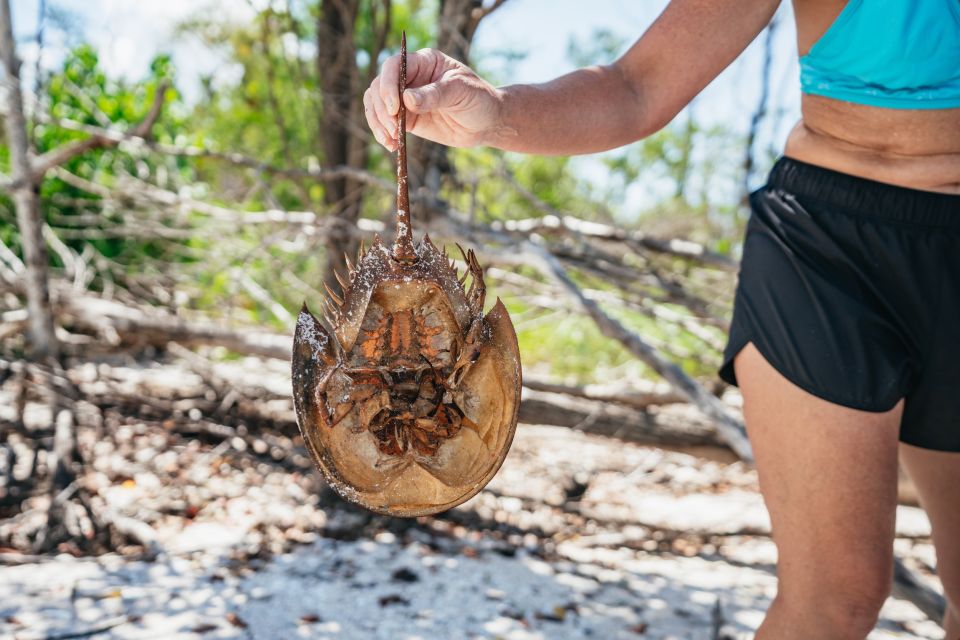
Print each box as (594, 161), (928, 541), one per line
(2, 0), (789, 385)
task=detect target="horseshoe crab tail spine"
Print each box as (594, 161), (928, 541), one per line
(393, 31), (417, 264)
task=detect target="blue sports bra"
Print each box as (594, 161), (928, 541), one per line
(799, 0), (960, 109)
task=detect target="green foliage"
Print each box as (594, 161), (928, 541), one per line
(1, 45), (186, 276)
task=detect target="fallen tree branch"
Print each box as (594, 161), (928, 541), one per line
(50, 167), (387, 235)
(520, 388), (720, 449)
(5, 289), (732, 452)
(15, 111), (394, 192)
(521, 376), (684, 411)
(529, 241), (752, 461)
(490, 202), (736, 272)
(62, 295), (291, 360)
(495, 168), (736, 269)
(433, 215), (731, 328)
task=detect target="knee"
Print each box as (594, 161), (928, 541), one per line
(777, 567), (891, 637)
(825, 587), (889, 636)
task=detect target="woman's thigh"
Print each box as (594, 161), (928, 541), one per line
(734, 342), (903, 598)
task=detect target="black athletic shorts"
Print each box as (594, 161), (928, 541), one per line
(719, 157), (960, 452)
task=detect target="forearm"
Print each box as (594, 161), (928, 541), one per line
(486, 63), (661, 155)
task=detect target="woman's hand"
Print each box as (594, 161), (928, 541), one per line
(364, 48), (503, 151)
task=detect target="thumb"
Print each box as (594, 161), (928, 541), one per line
(404, 77), (463, 113)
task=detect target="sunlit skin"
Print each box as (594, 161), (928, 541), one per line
(364, 0), (960, 637)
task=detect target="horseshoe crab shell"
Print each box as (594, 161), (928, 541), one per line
(292, 236), (521, 516)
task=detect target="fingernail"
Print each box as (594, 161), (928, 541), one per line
(387, 97), (397, 113)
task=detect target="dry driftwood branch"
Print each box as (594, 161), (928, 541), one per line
(0, 309), (28, 342)
(62, 295), (291, 360)
(530, 241), (753, 462)
(520, 388), (719, 449)
(521, 376), (685, 410)
(50, 167), (387, 236)
(433, 215), (731, 330)
(46, 293), (726, 450)
(549, 240), (730, 330)
(491, 175), (737, 271)
(0, 236), (25, 280)
(0, 84), (168, 192)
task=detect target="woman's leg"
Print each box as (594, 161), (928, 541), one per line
(734, 343), (903, 640)
(899, 444), (960, 638)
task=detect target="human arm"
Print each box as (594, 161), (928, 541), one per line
(364, 0), (781, 155)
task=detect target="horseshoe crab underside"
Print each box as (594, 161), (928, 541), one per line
(292, 236), (521, 516)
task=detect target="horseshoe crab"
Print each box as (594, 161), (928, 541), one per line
(292, 34), (522, 517)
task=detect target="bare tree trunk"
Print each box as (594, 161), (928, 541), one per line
(317, 0), (365, 290)
(0, 0), (57, 360)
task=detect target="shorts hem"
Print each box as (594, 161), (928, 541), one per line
(897, 433), (960, 453)
(719, 335), (903, 414)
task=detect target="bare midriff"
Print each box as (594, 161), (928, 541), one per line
(785, 94), (960, 194)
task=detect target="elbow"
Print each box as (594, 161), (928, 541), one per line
(610, 59), (677, 143)
(631, 108), (675, 142)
